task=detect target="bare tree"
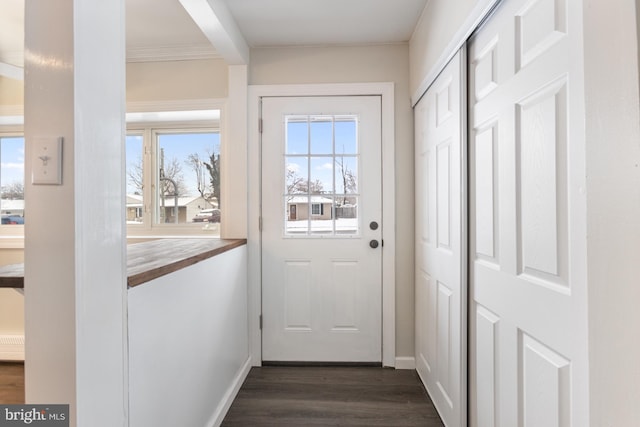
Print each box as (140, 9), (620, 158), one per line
(286, 167), (305, 195)
(159, 156), (187, 196)
(127, 155), (186, 196)
(1, 181), (24, 200)
(186, 151), (221, 208)
(335, 156), (357, 204)
(127, 156), (144, 195)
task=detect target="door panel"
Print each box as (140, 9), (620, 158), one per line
(415, 50), (466, 427)
(468, 0), (586, 425)
(261, 96), (382, 362)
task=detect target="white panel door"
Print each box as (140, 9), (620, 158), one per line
(468, 0), (588, 426)
(261, 96), (382, 362)
(415, 50), (466, 427)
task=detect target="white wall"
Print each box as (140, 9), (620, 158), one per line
(410, 0), (475, 94)
(0, 289), (23, 335)
(583, 0), (640, 424)
(250, 44), (415, 358)
(126, 58), (228, 102)
(0, 76), (22, 106)
(128, 245), (249, 427)
(0, 249), (24, 338)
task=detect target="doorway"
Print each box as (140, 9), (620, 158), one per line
(260, 95), (382, 362)
(247, 83), (396, 367)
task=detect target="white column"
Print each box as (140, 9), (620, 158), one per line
(222, 65), (248, 238)
(583, 0), (640, 424)
(24, 1), (127, 426)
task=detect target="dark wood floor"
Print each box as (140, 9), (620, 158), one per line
(0, 362), (25, 404)
(0, 363), (444, 426)
(222, 366), (444, 426)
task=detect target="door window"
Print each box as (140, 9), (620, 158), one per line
(284, 115), (359, 236)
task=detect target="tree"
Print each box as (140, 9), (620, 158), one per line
(186, 151), (221, 208)
(286, 166), (305, 194)
(335, 156), (357, 204)
(127, 155), (187, 196)
(286, 169), (325, 195)
(1, 181), (24, 200)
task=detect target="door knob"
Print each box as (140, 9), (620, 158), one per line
(369, 221), (379, 230)
(369, 240), (379, 249)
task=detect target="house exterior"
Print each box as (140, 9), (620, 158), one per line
(0, 0), (638, 426)
(287, 196), (332, 221)
(0, 199), (24, 217)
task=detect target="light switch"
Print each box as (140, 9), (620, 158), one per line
(32, 137), (63, 185)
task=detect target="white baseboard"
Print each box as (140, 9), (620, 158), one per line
(0, 335), (25, 361)
(395, 356), (416, 370)
(208, 355), (252, 427)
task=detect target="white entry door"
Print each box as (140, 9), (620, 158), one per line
(414, 50), (466, 427)
(261, 96), (382, 362)
(469, 0), (588, 425)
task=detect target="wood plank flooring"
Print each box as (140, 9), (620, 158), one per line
(0, 363), (444, 426)
(0, 362), (25, 404)
(222, 366), (444, 426)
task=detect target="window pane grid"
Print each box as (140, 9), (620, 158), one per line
(283, 115), (359, 237)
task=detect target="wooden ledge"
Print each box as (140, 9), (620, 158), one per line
(127, 238), (246, 287)
(0, 238), (247, 289)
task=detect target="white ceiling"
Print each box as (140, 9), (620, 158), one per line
(0, 0), (427, 68)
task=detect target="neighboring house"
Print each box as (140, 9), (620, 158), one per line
(126, 195), (143, 223)
(287, 196), (332, 221)
(159, 196), (214, 223)
(0, 199), (24, 217)
(127, 194), (214, 223)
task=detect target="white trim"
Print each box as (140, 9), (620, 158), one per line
(0, 62), (23, 81)
(0, 236), (24, 249)
(126, 44), (220, 63)
(179, 0), (250, 65)
(126, 98), (226, 113)
(410, 0), (502, 106)
(248, 83), (396, 367)
(206, 356), (251, 427)
(395, 357), (416, 370)
(0, 335), (25, 361)
(0, 105), (24, 127)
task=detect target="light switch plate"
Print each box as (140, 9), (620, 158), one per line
(32, 137), (63, 185)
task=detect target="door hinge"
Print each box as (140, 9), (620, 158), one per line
(259, 314), (263, 330)
(258, 118), (263, 133)
(259, 216), (263, 232)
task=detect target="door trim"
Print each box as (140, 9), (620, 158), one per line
(248, 83), (396, 367)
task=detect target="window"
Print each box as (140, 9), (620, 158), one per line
(125, 123), (221, 235)
(311, 203), (323, 216)
(284, 115), (359, 236)
(0, 136), (25, 226)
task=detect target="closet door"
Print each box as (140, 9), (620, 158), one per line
(415, 49), (466, 427)
(468, 0), (588, 425)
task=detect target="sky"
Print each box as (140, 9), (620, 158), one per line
(0, 136), (25, 191)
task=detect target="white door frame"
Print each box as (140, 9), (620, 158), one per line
(248, 83), (396, 367)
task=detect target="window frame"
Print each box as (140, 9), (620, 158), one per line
(125, 121), (222, 238)
(0, 129), (26, 238)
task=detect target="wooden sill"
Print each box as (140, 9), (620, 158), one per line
(0, 238), (247, 289)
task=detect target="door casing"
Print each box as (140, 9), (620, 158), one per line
(247, 83), (396, 367)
